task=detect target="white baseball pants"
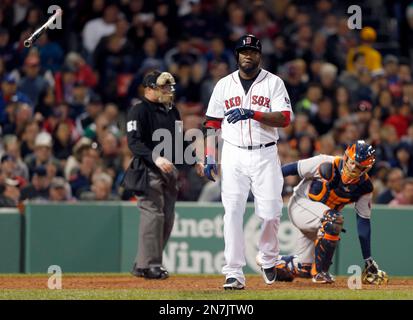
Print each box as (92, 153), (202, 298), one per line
(221, 141), (284, 285)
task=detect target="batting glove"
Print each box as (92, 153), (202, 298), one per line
(204, 155), (218, 182)
(225, 108), (254, 124)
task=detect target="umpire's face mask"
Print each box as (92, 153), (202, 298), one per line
(154, 72), (176, 105)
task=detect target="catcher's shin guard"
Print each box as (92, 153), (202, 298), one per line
(311, 210), (344, 275)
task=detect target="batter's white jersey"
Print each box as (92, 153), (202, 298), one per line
(206, 69), (293, 146)
(293, 155), (372, 219)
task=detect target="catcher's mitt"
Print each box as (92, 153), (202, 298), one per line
(362, 258), (389, 285)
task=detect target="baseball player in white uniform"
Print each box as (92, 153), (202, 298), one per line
(281, 141), (388, 284)
(200, 34), (294, 290)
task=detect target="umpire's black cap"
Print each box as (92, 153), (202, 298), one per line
(142, 70), (162, 89)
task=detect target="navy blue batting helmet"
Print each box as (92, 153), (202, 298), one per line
(235, 34), (262, 60)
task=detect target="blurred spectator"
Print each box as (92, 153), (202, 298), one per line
(18, 53), (49, 107)
(2, 134), (29, 181)
(48, 176), (73, 202)
(295, 83), (322, 115)
(391, 142), (413, 177)
(64, 137), (92, 180)
(64, 52), (98, 88)
(31, 33), (64, 72)
(317, 134), (337, 155)
(324, 17), (354, 70)
(94, 16), (136, 102)
(174, 60), (203, 103)
(35, 87), (55, 119)
(284, 60), (308, 105)
(54, 64), (78, 106)
(12, 0), (31, 26)
(335, 86), (352, 117)
(52, 121), (74, 163)
(267, 35), (293, 73)
(0, 73), (31, 123)
(24, 131), (60, 177)
(247, 3), (278, 58)
(339, 52), (367, 98)
(346, 26), (383, 73)
(0, 27), (19, 71)
(178, 0), (214, 43)
(200, 60), (229, 109)
(82, 4), (119, 55)
(20, 165), (49, 201)
(103, 103), (121, 134)
(225, 5), (247, 46)
(75, 94), (104, 135)
(0, 154), (25, 185)
(0, 178), (21, 207)
(310, 97), (335, 136)
(376, 168), (405, 204)
(389, 178), (413, 206)
(152, 20), (174, 57)
(319, 62), (338, 98)
(13, 5), (43, 43)
(19, 120), (40, 159)
(164, 35), (206, 77)
(43, 103), (79, 142)
(80, 172), (119, 200)
(296, 134), (315, 158)
(98, 131), (121, 172)
(204, 37), (235, 72)
(69, 151), (95, 198)
(2, 100), (33, 136)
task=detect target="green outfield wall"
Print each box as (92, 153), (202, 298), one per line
(0, 209), (22, 273)
(1, 203), (412, 275)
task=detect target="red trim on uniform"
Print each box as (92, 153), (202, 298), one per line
(205, 147), (215, 156)
(248, 119), (253, 145)
(204, 120), (222, 129)
(281, 111), (291, 127)
(252, 111), (264, 121)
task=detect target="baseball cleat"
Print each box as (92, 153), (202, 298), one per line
(223, 277), (245, 290)
(261, 266), (276, 285)
(312, 272), (335, 284)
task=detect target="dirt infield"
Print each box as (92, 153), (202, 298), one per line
(1, 275), (412, 291)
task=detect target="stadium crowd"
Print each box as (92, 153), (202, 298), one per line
(0, 0), (413, 207)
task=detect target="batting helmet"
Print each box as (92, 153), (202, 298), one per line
(235, 34), (262, 60)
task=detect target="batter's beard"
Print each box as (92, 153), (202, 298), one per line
(239, 61), (260, 76)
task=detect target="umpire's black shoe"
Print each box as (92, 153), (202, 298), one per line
(131, 268), (147, 278)
(143, 266), (169, 280)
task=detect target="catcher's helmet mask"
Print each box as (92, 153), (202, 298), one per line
(342, 140), (376, 184)
(142, 70), (176, 105)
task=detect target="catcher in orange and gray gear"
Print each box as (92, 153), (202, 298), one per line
(280, 140), (388, 284)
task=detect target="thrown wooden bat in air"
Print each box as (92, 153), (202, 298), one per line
(24, 9), (63, 48)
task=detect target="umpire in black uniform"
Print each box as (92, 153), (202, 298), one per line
(125, 70), (203, 279)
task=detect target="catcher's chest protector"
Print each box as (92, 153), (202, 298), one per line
(308, 158), (373, 210)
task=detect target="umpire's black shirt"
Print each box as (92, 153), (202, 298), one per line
(126, 97), (182, 168)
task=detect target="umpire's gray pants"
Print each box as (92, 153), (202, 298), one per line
(135, 167), (178, 269)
